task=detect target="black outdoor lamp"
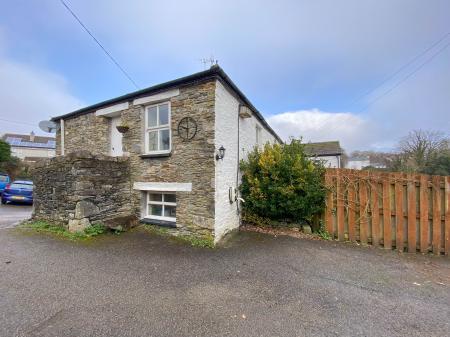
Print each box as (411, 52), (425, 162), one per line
(216, 145), (226, 160)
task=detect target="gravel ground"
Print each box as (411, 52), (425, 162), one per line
(1, 226), (449, 337)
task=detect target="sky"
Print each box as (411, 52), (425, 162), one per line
(0, 0), (449, 152)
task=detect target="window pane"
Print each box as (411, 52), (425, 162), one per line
(149, 204), (162, 216)
(164, 194), (176, 203)
(164, 205), (176, 218)
(147, 106), (158, 127)
(148, 131), (158, 151)
(149, 193), (162, 202)
(159, 104), (169, 125)
(159, 129), (170, 150)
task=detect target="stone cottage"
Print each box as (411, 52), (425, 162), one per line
(33, 65), (281, 243)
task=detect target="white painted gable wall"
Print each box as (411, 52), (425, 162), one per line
(214, 81), (278, 241)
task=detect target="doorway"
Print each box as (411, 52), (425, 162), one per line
(110, 116), (123, 156)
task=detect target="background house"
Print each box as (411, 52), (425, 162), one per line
(304, 141), (343, 168)
(1, 132), (56, 162)
(346, 151), (391, 170)
(346, 156), (371, 170)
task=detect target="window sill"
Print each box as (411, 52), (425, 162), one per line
(140, 218), (177, 228)
(139, 152), (171, 159)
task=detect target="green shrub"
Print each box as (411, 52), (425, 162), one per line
(240, 139), (326, 224)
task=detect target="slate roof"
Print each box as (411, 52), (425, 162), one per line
(304, 141), (343, 156)
(51, 65), (282, 143)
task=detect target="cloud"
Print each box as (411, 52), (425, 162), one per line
(268, 109), (382, 152)
(1, 0), (448, 149)
(0, 34), (83, 136)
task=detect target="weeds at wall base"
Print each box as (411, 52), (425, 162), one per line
(18, 221), (110, 241)
(142, 225), (215, 248)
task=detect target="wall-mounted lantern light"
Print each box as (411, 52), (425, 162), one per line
(216, 145), (225, 160)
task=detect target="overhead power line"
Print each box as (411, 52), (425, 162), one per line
(308, 36), (450, 140)
(0, 117), (37, 127)
(350, 31), (450, 107)
(59, 0), (140, 90)
(360, 38), (450, 112)
(311, 32), (450, 140)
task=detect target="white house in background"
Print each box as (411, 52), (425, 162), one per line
(346, 156), (387, 170)
(304, 141), (343, 168)
(1, 132), (56, 162)
(346, 156), (371, 170)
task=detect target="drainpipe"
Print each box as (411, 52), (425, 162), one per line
(60, 119), (65, 156)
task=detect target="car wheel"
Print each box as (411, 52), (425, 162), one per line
(1, 199), (6, 205)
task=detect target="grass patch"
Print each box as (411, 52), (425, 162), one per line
(20, 221), (108, 241)
(142, 225), (214, 248)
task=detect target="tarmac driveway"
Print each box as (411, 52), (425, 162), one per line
(0, 227), (449, 337)
(0, 203), (32, 229)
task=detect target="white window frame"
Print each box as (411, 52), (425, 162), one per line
(144, 101), (171, 155)
(146, 192), (176, 222)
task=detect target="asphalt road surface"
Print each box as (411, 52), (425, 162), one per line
(0, 203), (32, 229)
(1, 227), (449, 337)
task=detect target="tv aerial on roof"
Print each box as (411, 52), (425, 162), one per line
(39, 120), (60, 133)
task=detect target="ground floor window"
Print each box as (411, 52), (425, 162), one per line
(147, 192), (176, 222)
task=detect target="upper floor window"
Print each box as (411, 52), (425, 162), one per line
(145, 102), (171, 154)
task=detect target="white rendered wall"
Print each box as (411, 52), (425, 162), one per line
(309, 155), (341, 168)
(239, 108), (276, 161)
(347, 159), (370, 170)
(10, 147), (55, 160)
(214, 81), (240, 242)
(214, 80), (278, 242)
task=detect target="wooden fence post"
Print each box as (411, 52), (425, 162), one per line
(419, 175), (429, 253)
(445, 176), (450, 256)
(395, 174), (404, 252)
(382, 174), (392, 250)
(337, 170), (345, 241)
(348, 174), (356, 242)
(432, 176), (442, 255)
(325, 171), (334, 236)
(407, 174), (417, 253)
(359, 171), (368, 244)
(371, 172), (380, 247)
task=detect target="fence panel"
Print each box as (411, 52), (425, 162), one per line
(324, 169), (449, 256)
(382, 175), (392, 250)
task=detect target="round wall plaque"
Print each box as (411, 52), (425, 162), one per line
(177, 117), (197, 140)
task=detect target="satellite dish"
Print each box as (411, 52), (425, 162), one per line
(39, 120), (59, 133)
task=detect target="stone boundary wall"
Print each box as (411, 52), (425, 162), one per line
(32, 151), (134, 232)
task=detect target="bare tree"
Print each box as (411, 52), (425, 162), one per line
(397, 130), (449, 172)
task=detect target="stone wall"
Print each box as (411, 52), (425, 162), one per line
(52, 80), (217, 238)
(123, 80), (216, 236)
(55, 113), (110, 156)
(32, 151), (133, 231)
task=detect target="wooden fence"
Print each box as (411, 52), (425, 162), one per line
(324, 169), (450, 256)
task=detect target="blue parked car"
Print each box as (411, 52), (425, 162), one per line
(0, 174), (10, 195)
(1, 180), (33, 205)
